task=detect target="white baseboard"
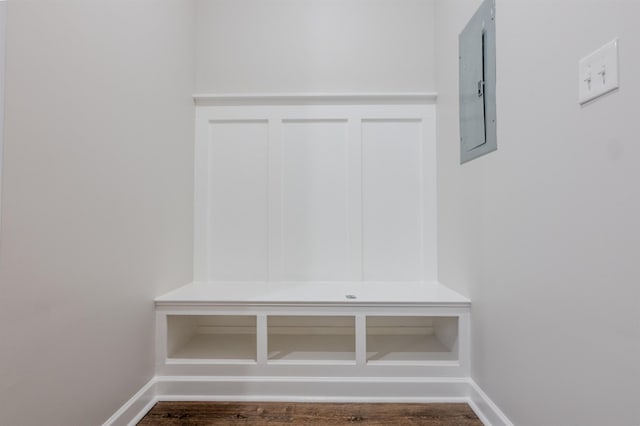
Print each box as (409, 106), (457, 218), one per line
(154, 375), (470, 403)
(104, 376), (512, 426)
(467, 379), (514, 426)
(102, 378), (158, 426)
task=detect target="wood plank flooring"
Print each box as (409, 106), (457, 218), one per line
(138, 401), (483, 425)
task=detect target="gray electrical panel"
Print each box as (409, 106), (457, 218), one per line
(459, 0), (496, 164)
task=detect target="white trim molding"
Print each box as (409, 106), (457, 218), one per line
(102, 378), (157, 426)
(193, 92), (438, 106)
(468, 379), (514, 426)
(104, 376), (513, 426)
(154, 375), (470, 402)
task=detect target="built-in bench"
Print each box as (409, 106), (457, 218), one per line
(154, 281), (470, 401)
(151, 97), (472, 402)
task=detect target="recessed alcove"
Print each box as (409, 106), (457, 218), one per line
(166, 315), (257, 363)
(366, 316), (458, 364)
(267, 316), (356, 364)
(154, 94), (470, 398)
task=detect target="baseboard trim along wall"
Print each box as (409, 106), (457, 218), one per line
(103, 376), (513, 426)
(102, 379), (157, 426)
(467, 379), (514, 426)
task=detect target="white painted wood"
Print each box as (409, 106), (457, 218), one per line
(366, 316), (458, 363)
(355, 315), (367, 366)
(367, 316), (435, 328)
(256, 314), (268, 365)
(434, 317), (459, 353)
(468, 379), (515, 426)
(267, 315), (355, 332)
(101, 378), (157, 426)
(457, 311), (471, 377)
(170, 334), (257, 361)
(154, 282), (470, 381)
(346, 117), (363, 280)
(207, 120), (269, 280)
(155, 281), (470, 307)
(157, 361), (466, 379)
(152, 375), (471, 403)
(268, 334), (356, 363)
(193, 92), (438, 106)
(166, 315), (257, 361)
(267, 118), (283, 281)
(267, 315), (355, 362)
(281, 120), (350, 280)
(174, 101), (468, 398)
(420, 107), (438, 281)
(194, 103), (437, 283)
(366, 335), (457, 363)
(362, 119), (423, 280)
(166, 316), (197, 358)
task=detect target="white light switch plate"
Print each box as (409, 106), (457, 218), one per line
(579, 38), (619, 104)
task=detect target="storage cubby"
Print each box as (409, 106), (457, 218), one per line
(366, 316), (458, 363)
(166, 315), (256, 362)
(267, 316), (356, 363)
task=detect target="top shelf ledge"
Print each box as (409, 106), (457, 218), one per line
(192, 92), (438, 106)
(155, 281), (470, 308)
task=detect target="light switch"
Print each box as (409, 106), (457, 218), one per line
(579, 38), (619, 105)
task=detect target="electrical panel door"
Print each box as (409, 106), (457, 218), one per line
(459, 0), (496, 163)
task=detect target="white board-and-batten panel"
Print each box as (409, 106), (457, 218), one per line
(194, 103), (436, 283)
(362, 120), (423, 281)
(207, 120), (269, 280)
(282, 120), (350, 280)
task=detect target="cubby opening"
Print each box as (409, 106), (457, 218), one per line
(267, 316), (355, 363)
(366, 316), (458, 363)
(166, 315), (256, 362)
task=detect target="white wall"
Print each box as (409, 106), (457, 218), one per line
(434, 0), (480, 298)
(0, 1), (195, 425)
(0, 1), (6, 225)
(436, 1), (640, 424)
(195, 0), (436, 93)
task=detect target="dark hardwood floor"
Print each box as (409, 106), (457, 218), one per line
(138, 401), (483, 425)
